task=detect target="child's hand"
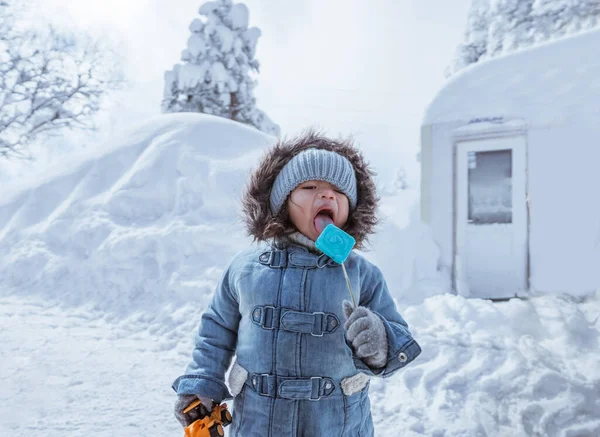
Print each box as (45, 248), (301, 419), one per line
(342, 300), (388, 368)
(173, 394), (213, 427)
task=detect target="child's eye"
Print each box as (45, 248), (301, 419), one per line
(302, 185), (343, 193)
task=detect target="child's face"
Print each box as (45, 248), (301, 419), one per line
(287, 180), (350, 241)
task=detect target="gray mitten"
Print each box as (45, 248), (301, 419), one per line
(174, 394), (214, 427)
(343, 300), (388, 368)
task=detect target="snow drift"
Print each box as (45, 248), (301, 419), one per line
(0, 114), (274, 312)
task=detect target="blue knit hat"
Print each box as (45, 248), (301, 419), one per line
(269, 148), (358, 214)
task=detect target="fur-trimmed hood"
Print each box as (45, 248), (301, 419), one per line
(241, 131), (380, 250)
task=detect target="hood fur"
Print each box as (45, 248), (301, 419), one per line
(241, 130), (380, 251)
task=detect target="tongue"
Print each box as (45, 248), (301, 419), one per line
(314, 213), (334, 234)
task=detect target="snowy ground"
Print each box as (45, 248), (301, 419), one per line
(2, 291), (598, 437)
(1, 114), (599, 436)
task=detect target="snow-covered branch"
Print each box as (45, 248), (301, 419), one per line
(0, 1), (123, 158)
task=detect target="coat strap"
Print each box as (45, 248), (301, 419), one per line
(258, 249), (287, 268)
(250, 305), (281, 330)
(246, 373), (336, 400)
(280, 309), (340, 336)
(251, 306), (340, 336)
(288, 251), (338, 268)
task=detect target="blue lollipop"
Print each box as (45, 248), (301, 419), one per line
(315, 224), (357, 308)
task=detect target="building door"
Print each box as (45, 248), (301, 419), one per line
(455, 136), (528, 299)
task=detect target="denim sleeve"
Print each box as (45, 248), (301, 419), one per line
(171, 262), (241, 402)
(345, 263), (421, 378)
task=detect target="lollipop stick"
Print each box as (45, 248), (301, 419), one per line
(341, 262), (357, 308)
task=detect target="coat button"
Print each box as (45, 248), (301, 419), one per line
(398, 352), (408, 363)
(331, 319), (338, 327)
(253, 309), (261, 319)
(325, 382), (332, 390)
(252, 376), (257, 386)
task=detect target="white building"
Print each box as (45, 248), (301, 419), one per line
(420, 29), (600, 299)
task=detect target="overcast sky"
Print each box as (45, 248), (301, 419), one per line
(39, 0), (471, 186)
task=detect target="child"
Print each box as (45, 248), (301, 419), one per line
(173, 131), (421, 436)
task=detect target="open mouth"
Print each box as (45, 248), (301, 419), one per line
(314, 208), (335, 234)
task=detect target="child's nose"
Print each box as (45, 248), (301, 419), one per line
(319, 187), (335, 200)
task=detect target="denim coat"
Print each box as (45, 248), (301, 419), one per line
(172, 242), (422, 437)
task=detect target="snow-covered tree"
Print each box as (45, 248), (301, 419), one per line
(392, 167), (409, 191)
(0, 0), (122, 159)
(532, 0), (600, 41)
(379, 167), (409, 196)
(163, 0), (279, 136)
(532, 0), (571, 40)
(446, 0), (491, 76)
(487, 0), (535, 56)
(448, 0), (600, 75)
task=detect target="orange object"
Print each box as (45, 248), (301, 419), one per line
(183, 400), (232, 437)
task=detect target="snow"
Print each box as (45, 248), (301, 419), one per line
(1, 114), (600, 436)
(210, 61), (228, 84)
(215, 23), (235, 53)
(186, 33), (208, 58)
(0, 114), (273, 312)
(425, 28), (600, 125)
(242, 27), (260, 54)
(175, 63), (207, 89)
(198, 1), (219, 16)
(229, 3), (249, 30)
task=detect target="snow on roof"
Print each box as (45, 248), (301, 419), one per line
(424, 28), (600, 126)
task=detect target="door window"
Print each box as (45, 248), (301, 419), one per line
(467, 149), (512, 224)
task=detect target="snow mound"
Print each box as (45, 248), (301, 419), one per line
(371, 292), (600, 436)
(0, 113), (275, 313)
(424, 28), (600, 125)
